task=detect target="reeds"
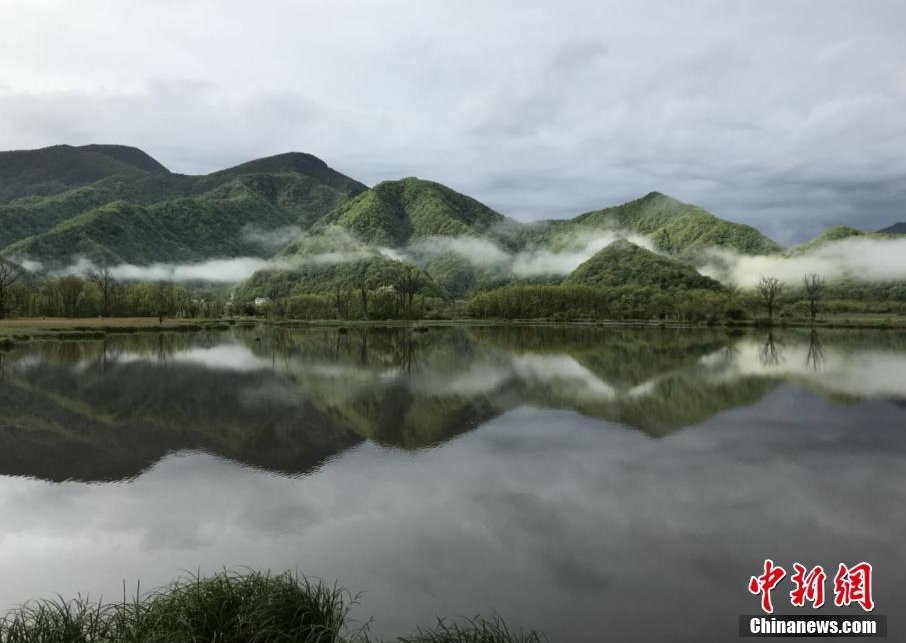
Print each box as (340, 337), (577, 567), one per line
(396, 616), (544, 643)
(0, 570), (352, 643)
(0, 571), (542, 643)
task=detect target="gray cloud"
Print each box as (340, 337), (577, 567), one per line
(1, 0), (905, 242)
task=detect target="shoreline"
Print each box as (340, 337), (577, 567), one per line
(3, 314), (906, 346)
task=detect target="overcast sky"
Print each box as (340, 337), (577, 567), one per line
(1, 0), (904, 242)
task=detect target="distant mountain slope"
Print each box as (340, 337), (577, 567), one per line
(0, 147), (367, 268)
(0, 144), (167, 202)
(785, 225), (867, 256)
(878, 222), (906, 234)
(524, 192), (781, 259)
(317, 177), (511, 246)
(564, 239), (723, 291)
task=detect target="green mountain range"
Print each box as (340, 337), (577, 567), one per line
(0, 145), (366, 268)
(10, 142), (893, 302)
(240, 183), (765, 299)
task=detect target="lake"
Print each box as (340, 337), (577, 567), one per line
(0, 325), (904, 642)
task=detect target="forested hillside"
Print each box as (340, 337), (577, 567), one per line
(564, 239), (723, 291)
(0, 145), (366, 268)
(520, 191), (781, 259)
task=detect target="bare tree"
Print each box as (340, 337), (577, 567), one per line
(805, 329), (825, 371)
(759, 332), (783, 367)
(757, 275), (785, 323)
(802, 273), (825, 323)
(90, 262), (117, 317)
(0, 258), (24, 319)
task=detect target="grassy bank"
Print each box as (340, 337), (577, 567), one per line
(0, 317), (237, 345)
(0, 570), (542, 643)
(4, 312), (906, 348)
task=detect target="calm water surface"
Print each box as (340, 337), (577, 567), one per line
(0, 326), (904, 642)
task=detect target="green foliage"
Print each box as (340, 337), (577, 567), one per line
(522, 192), (781, 259)
(563, 239), (723, 291)
(240, 257), (437, 298)
(0, 570), (352, 643)
(6, 274), (227, 319)
(0, 569), (540, 643)
(319, 178), (510, 246)
(467, 283), (728, 322)
(0, 149), (365, 266)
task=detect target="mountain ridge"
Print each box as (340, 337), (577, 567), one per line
(878, 222), (906, 235)
(0, 146), (367, 267)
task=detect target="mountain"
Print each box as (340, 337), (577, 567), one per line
(785, 225), (867, 256)
(878, 222), (906, 235)
(522, 192), (782, 259)
(564, 239), (723, 291)
(0, 144), (795, 298)
(315, 177), (512, 245)
(243, 185), (770, 300)
(0, 146), (367, 269)
(241, 178), (517, 300)
(0, 144), (167, 202)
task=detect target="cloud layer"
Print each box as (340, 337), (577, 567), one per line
(1, 0), (905, 242)
(701, 236), (906, 287)
(52, 256), (269, 283)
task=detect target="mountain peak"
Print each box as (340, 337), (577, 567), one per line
(76, 144), (169, 173)
(878, 222), (906, 235)
(0, 143), (168, 202)
(565, 239), (723, 291)
(211, 152), (367, 199)
(217, 152), (329, 175)
(321, 177), (506, 246)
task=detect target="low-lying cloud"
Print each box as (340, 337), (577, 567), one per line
(700, 236), (906, 288)
(510, 232), (654, 277)
(240, 224), (303, 252)
(408, 230), (657, 277)
(54, 256), (270, 284)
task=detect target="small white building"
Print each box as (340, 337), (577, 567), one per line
(254, 297), (270, 307)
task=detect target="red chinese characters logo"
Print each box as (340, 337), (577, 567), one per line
(790, 563), (826, 609)
(748, 559), (787, 614)
(833, 562), (874, 612)
(749, 560), (874, 613)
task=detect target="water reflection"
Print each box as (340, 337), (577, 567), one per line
(2, 326), (906, 482)
(1, 326), (905, 642)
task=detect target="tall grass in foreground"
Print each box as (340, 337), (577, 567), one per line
(0, 570), (543, 643)
(395, 617), (544, 643)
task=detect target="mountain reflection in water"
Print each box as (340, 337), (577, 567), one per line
(1, 326), (905, 642)
(1, 326), (905, 482)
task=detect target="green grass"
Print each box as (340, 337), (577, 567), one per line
(0, 571), (542, 643)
